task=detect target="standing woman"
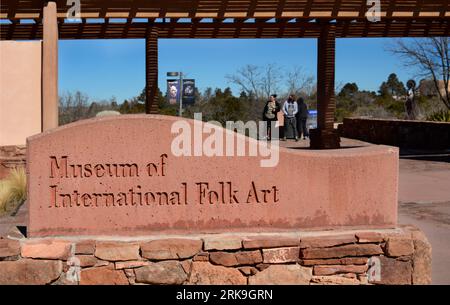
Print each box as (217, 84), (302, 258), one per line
(405, 79), (417, 120)
(262, 94), (281, 140)
(296, 97), (309, 139)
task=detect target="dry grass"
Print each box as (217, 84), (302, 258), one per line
(0, 167), (27, 216)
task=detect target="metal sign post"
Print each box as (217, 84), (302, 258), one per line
(179, 72), (183, 117)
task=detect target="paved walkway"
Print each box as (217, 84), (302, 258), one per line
(398, 154), (450, 284)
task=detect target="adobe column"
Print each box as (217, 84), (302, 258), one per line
(145, 27), (159, 114)
(310, 24), (340, 149)
(42, 1), (59, 131)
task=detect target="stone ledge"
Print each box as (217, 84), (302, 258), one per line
(341, 117), (450, 150)
(0, 226), (431, 285)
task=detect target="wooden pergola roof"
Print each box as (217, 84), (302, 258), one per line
(1, 0), (449, 40)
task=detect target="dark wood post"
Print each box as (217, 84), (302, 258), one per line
(42, 1), (59, 130)
(145, 27), (159, 114)
(310, 24), (340, 149)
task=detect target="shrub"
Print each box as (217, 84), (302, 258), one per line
(0, 167), (27, 216)
(426, 110), (450, 122)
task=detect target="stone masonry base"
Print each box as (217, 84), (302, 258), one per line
(0, 145), (26, 180)
(0, 225), (431, 285)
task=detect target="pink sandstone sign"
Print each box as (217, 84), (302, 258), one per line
(27, 115), (398, 237)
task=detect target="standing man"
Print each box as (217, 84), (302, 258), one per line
(282, 95), (299, 141)
(296, 97), (309, 140)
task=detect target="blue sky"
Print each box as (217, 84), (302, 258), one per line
(59, 37), (417, 102)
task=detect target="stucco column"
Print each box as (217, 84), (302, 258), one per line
(145, 27), (159, 114)
(310, 24), (340, 149)
(42, 1), (59, 131)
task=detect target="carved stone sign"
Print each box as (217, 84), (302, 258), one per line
(27, 115), (398, 237)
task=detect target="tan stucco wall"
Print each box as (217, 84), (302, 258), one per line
(0, 41), (42, 146)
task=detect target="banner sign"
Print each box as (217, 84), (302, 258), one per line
(167, 79), (180, 105)
(182, 79), (196, 105)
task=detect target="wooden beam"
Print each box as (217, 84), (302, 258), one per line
(145, 27), (159, 114)
(42, 1), (58, 131)
(2, 18), (449, 40)
(310, 24), (340, 149)
(2, 0), (449, 20)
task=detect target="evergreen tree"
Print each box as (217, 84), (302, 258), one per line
(338, 83), (359, 98)
(379, 73), (406, 97)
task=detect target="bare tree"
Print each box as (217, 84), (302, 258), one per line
(390, 38), (450, 109)
(226, 64), (262, 101)
(260, 63), (283, 99)
(59, 91), (90, 125)
(227, 64), (315, 101)
(226, 64), (316, 121)
(286, 66), (315, 97)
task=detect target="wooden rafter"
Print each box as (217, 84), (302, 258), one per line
(1, 18), (448, 40)
(1, 0), (449, 20)
(0, 1), (448, 40)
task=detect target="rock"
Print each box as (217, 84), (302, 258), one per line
(188, 262), (246, 285)
(203, 237), (242, 251)
(299, 234), (356, 248)
(6, 226), (25, 240)
(94, 242), (140, 261)
(355, 232), (385, 243)
(76, 255), (99, 268)
(411, 230), (432, 285)
(370, 256), (412, 285)
(358, 274), (369, 285)
(21, 240), (71, 260)
(124, 269), (137, 285)
(249, 264), (312, 285)
(209, 252), (237, 267)
(238, 267), (258, 276)
(301, 244), (383, 259)
(313, 264), (367, 276)
(385, 237), (414, 257)
(242, 236), (299, 249)
(235, 250), (263, 265)
(79, 266), (129, 285)
(52, 272), (79, 285)
(209, 251), (262, 267)
(193, 252), (209, 261)
(256, 263), (270, 271)
(124, 269), (135, 277)
(263, 247), (300, 263)
(302, 257), (368, 266)
(311, 275), (360, 285)
(396, 255), (412, 262)
(75, 240), (95, 255)
(0, 259), (62, 284)
(140, 239), (202, 260)
(181, 260), (192, 274)
(134, 261), (187, 284)
(115, 260), (150, 270)
(0, 238), (20, 258)
(94, 260), (110, 267)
